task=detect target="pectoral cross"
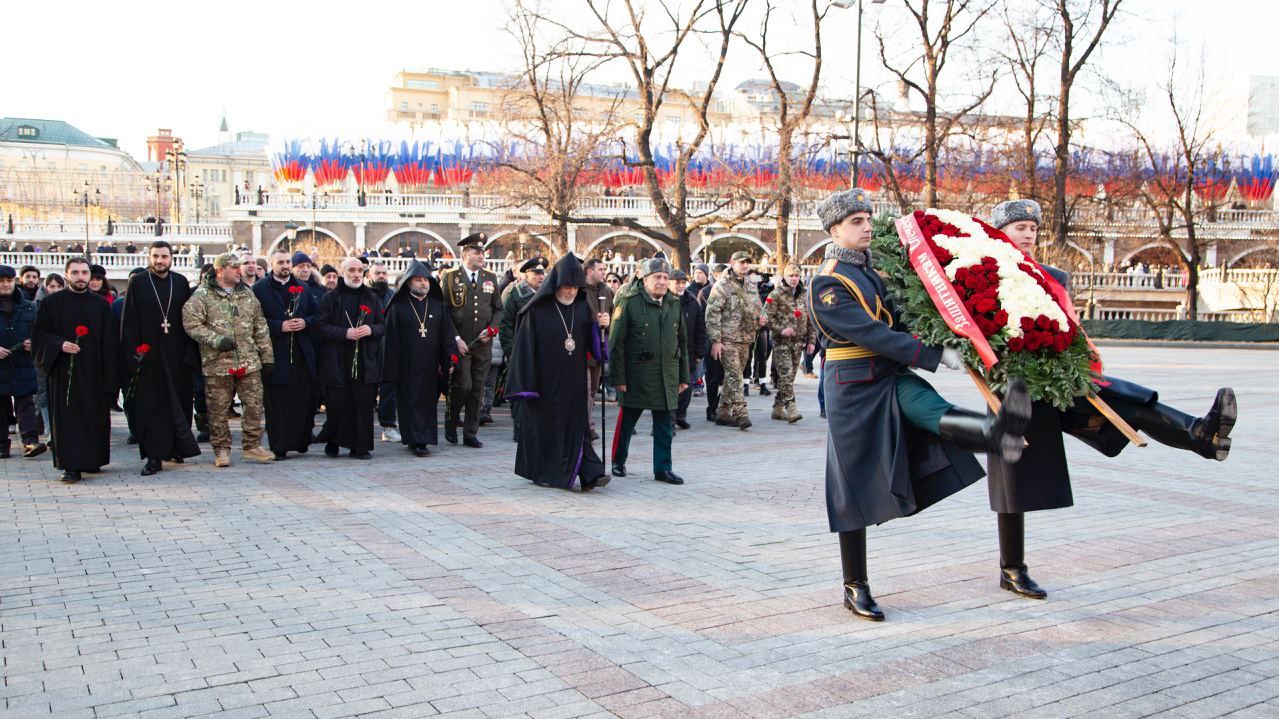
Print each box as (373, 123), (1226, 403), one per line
(418, 327), (427, 338)
(161, 317), (171, 334)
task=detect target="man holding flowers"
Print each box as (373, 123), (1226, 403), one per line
(182, 252), (274, 468)
(253, 251), (322, 460)
(314, 257), (385, 459)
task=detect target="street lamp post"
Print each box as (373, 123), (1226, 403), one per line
(188, 178), (206, 224)
(76, 180), (101, 250)
(164, 139), (188, 225)
(832, 0), (886, 188)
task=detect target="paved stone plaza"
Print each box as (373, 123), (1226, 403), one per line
(2, 345), (1277, 718)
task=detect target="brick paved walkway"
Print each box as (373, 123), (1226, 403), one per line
(3, 346), (1277, 718)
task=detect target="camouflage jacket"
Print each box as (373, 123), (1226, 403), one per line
(181, 279), (273, 376)
(766, 281), (815, 346)
(704, 271), (763, 345)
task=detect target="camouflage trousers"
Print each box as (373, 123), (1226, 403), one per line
(771, 342), (804, 410)
(715, 341), (753, 421)
(204, 370), (264, 452)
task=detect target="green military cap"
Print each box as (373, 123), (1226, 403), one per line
(213, 252), (242, 269)
(519, 256), (549, 273)
(729, 251), (751, 262)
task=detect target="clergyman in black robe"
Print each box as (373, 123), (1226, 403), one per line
(253, 252), (322, 459)
(31, 259), (118, 482)
(119, 242), (201, 475)
(314, 259), (384, 459)
(506, 254), (609, 491)
(382, 261), (461, 456)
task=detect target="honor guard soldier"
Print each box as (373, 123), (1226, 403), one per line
(808, 188), (1033, 622)
(440, 233), (503, 447)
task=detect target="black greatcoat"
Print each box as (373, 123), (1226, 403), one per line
(807, 249), (984, 532)
(253, 275), (322, 455)
(32, 289), (118, 472)
(314, 282), (385, 452)
(507, 255), (606, 489)
(120, 271), (201, 462)
(382, 262), (456, 447)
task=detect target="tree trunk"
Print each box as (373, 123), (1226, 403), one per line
(775, 132), (794, 265)
(1183, 182), (1200, 320)
(1051, 48), (1073, 246)
(925, 91), (940, 208)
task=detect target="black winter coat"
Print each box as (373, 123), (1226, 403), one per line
(0, 294), (38, 396)
(678, 288), (708, 369)
(314, 283), (385, 386)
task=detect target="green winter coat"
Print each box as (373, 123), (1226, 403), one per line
(608, 287), (689, 411)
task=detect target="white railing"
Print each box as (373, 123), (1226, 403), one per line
(1199, 268), (1279, 286)
(1072, 271), (1187, 291)
(7, 221), (232, 243)
(0, 252), (205, 274)
(1092, 307), (1254, 322)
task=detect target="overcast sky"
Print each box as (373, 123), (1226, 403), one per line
(7, 0), (1276, 159)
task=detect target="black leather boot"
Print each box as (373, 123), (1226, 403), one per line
(1126, 387), (1235, 461)
(839, 530), (884, 621)
(195, 413), (210, 443)
(997, 513), (1047, 599)
(937, 378), (1031, 463)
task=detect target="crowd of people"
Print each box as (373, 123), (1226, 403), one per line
(1, 189), (1241, 622)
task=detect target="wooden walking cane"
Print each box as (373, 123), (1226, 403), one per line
(966, 367), (1146, 447)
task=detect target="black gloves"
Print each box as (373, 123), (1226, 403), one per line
(216, 336), (236, 351)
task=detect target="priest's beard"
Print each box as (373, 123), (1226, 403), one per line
(274, 270), (291, 282)
(410, 288), (428, 299)
(343, 278), (363, 289)
(69, 279), (89, 293)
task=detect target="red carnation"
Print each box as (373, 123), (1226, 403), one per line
(75, 325), (89, 337)
(794, 309), (803, 318)
(765, 297), (774, 304)
(288, 285), (304, 295)
(450, 354), (459, 363)
(486, 325), (498, 337)
(359, 304), (371, 314)
(136, 343), (151, 355)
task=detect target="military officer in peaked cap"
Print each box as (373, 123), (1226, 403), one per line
(440, 233), (503, 447)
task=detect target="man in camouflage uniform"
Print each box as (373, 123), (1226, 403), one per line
(182, 253), (275, 467)
(704, 250), (765, 430)
(766, 263), (816, 422)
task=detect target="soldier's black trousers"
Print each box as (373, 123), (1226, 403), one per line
(997, 512), (1025, 569)
(839, 529), (867, 583)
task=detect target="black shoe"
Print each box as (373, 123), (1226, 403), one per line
(170, 456), (184, 464)
(675, 418), (691, 430)
(23, 442), (47, 459)
(274, 452), (288, 461)
(819, 410), (827, 418)
(743, 383), (750, 396)
(654, 471), (684, 485)
(349, 451), (372, 460)
(463, 437), (483, 448)
(1000, 565), (1048, 599)
(582, 474), (611, 492)
(706, 411), (717, 422)
(843, 580), (885, 621)
(444, 427), (458, 444)
(0, 448), (9, 459)
(611, 463), (626, 477)
(737, 416), (752, 431)
(413, 445), (431, 457)
(759, 384), (771, 396)
(589, 428), (600, 442)
(478, 415), (494, 426)
(714, 417), (737, 427)
(140, 459), (163, 476)
(126, 434), (138, 445)
(60, 470), (82, 483)
(196, 431), (210, 443)
(324, 443), (340, 458)
(1196, 387), (1237, 461)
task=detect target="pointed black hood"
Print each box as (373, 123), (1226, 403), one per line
(521, 254), (587, 316)
(387, 260), (442, 308)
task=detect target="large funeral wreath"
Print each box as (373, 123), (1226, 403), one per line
(869, 209), (1098, 410)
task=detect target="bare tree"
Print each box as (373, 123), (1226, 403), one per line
(1123, 43), (1219, 320)
(875, 0), (1000, 207)
(997, 1), (1056, 201)
(542, 0), (761, 268)
(480, 1), (628, 256)
(1046, 0), (1124, 245)
(737, 0), (825, 265)
(861, 89), (925, 212)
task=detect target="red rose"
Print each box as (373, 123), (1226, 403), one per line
(976, 298), (997, 314)
(450, 354), (459, 363)
(1007, 337), (1025, 352)
(1020, 317), (1035, 332)
(136, 343), (151, 355)
(1035, 315), (1051, 330)
(993, 310), (1009, 325)
(75, 325), (89, 337)
(1025, 334), (1042, 351)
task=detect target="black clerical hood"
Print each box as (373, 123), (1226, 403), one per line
(387, 260), (442, 307)
(521, 254), (586, 316)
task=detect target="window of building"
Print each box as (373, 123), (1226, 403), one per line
(430, 104), (438, 113)
(666, 115), (681, 127)
(16, 125), (38, 138)
(400, 101), (409, 111)
(408, 79), (440, 90)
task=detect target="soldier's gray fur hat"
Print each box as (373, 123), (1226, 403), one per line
(817, 188), (874, 231)
(990, 199), (1042, 229)
(638, 257), (672, 278)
